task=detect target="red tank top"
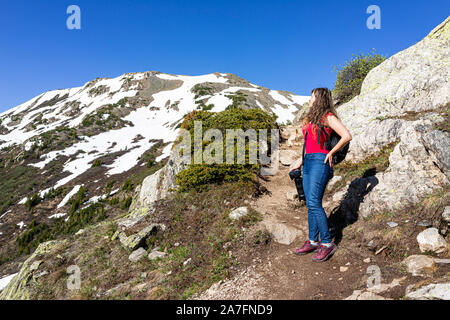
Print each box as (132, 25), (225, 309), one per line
(302, 112), (334, 155)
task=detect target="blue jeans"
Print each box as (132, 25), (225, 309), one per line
(302, 153), (334, 243)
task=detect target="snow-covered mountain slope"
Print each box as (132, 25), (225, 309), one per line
(0, 71), (309, 202)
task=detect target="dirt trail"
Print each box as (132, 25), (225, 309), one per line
(198, 141), (379, 300)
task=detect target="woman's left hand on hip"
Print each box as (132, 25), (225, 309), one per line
(324, 153), (334, 168)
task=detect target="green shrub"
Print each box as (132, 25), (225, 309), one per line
(25, 193), (42, 212)
(108, 197), (120, 206)
(175, 108), (278, 192)
(121, 196), (133, 210)
(43, 187), (65, 200)
(91, 159), (102, 167)
(146, 157), (155, 168)
(105, 181), (115, 194)
(176, 164), (258, 192)
(122, 179), (134, 192)
(16, 220), (51, 254)
(197, 104), (214, 111)
(68, 186), (87, 214)
(16, 203), (107, 255)
(0, 165), (38, 214)
(225, 92), (249, 109)
(62, 203), (106, 234)
(333, 50), (386, 104)
(117, 97), (128, 108)
(192, 84), (213, 99)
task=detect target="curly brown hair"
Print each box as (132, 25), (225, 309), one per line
(302, 88), (339, 139)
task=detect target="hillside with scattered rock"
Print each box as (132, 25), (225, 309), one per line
(0, 17), (449, 300)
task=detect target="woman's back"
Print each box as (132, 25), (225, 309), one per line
(302, 112), (334, 155)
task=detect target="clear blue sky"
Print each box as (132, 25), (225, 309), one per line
(1, 0), (449, 113)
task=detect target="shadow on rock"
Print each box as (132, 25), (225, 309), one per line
(328, 168), (379, 245)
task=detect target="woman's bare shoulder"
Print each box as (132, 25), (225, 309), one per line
(323, 112), (336, 127)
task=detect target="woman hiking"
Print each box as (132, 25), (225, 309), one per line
(290, 88), (352, 262)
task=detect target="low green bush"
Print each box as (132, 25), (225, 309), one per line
(91, 159), (102, 167)
(122, 179), (134, 192)
(333, 50), (386, 104)
(121, 196), (133, 210)
(175, 108), (278, 191)
(16, 203), (107, 255)
(25, 193), (42, 212)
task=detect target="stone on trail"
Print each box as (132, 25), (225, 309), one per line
(416, 228), (448, 254)
(279, 150), (299, 166)
(129, 248), (147, 262)
(366, 277), (406, 294)
(148, 250), (166, 261)
(286, 190), (298, 201)
(345, 290), (390, 300)
(262, 221), (300, 245)
(402, 255), (436, 277)
(229, 207), (248, 220)
(417, 220), (432, 228)
(119, 223), (166, 251)
(442, 206), (450, 223)
(387, 222), (398, 228)
(289, 158), (303, 171)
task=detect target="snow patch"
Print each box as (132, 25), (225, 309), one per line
(0, 273), (18, 292)
(49, 212), (67, 219)
(57, 185), (83, 208)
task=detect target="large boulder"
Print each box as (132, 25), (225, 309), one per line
(118, 223), (166, 252)
(357, 121), (449, 217)
(128, 142), (188, 218)
(337, 17), (450, 163)
(0, 240), (67, 300)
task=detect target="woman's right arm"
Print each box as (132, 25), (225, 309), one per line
(325, 115), (352, 153)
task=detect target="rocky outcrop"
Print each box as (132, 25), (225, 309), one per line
(289, 17), (450, 219)
(405, 283), (450, 300)
(128, 142), (187, 218)
(337, 16), (450, 163)
(0, 240), (67, 300)
(116, 223), (166, 252)
(357, 120), (449, 217)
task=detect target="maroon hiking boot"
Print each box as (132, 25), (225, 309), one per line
(312, 243), (337, 262)
(293, 240), (319, 255)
